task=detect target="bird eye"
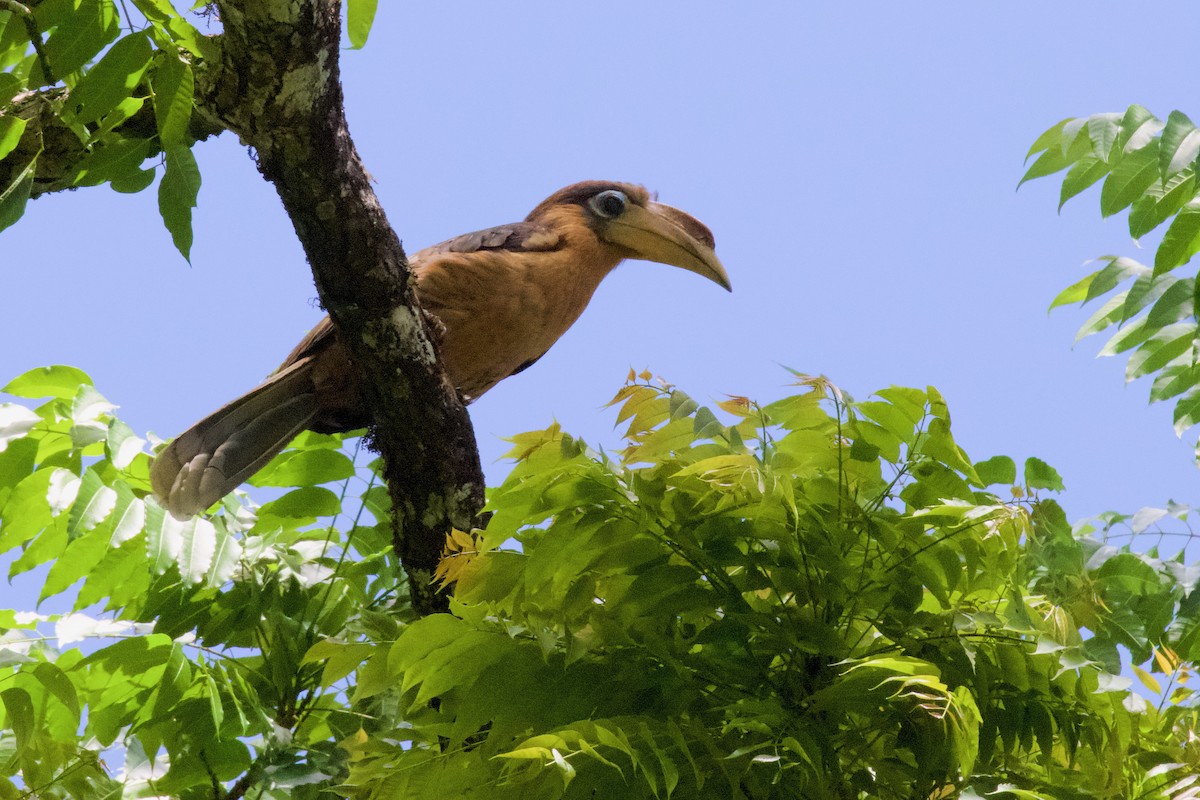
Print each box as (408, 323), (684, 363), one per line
(589, 190), (628, 219)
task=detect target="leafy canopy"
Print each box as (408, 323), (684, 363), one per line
(2, 367), (1199, 799)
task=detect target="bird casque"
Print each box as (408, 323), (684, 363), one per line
(151, 181), (730, 518)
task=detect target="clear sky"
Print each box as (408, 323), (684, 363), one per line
(5, 2), (1200, 532)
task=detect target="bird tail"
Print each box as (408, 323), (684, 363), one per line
(150, 359), (320, 519)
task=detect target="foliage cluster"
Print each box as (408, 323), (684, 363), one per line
(1025, 106), (1200, 443)
(0, 0), (378, 253)
(2, 367), (1200, 798)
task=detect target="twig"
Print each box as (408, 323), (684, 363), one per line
(1, 1), (56, 85)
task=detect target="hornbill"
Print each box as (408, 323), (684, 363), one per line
(151, 181), (730, 518)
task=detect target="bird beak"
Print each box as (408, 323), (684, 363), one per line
(603, 202), (732, 291)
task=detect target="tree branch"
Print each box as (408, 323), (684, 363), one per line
(203, 0), (485, 614)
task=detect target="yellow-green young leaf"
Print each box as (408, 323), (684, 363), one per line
(151, 52), (193, 148)
(0, 404), (40, 451)
(1024, 457), (1064, 492)
(63, 31), (152, 126)
(0, 115), (26, 160)
(1155, 203), (1200, 275)
(1159, 110), (1200, 179)
(158, 144), (200, 261)
(346, 0), (378, 49)
(974, 455), (1016, 486)
(3, 365), (93, 399)
(1100, 143), (1160, 218)
(1025, 117), (1072, 159)
(0, 152), (36, 233)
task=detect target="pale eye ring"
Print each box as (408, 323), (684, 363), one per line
(589, 190), (628, 219)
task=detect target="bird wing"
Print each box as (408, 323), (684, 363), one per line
(274, 221), (563, 373)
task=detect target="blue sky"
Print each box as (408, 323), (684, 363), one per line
(5, 2), (1200, 532)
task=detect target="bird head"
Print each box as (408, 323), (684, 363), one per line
(527, 181), (731, 291)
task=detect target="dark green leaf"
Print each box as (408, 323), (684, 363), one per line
(1100, 143), (1160, 218)
(158, 144), (200, 261)
(63, 31), (152, 125)
(1150, 365), (1200, 403)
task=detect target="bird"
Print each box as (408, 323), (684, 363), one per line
(151, 181), (730, 518)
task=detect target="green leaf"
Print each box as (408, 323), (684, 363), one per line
(346, 0), (378, 49)
(1024, 457), (1064, 492)
(249, 449), (356, 488)
(130, 0), (212, 58)
(1173, 389), (1200, 436)
(1159, 110), (1200, 179)
(1086, 112), (1123, 160)
(0, 115), (26, 161)
(1129, 171), (1196, 239)
(1098, 316), (1154, 356)
(1019, 126), (1093, 187)
(62, 31), (152, 126)
(0, 152), (36, 233)
(72, 136), (153, 187)
(1, 688), (33, 753)
(39, 0), (120, 78)
(151, 52), (193, 148)
(1058, 156), (1109, 209)
(974, 455), (1016, 486)
(1116, 104), (1158, 151)
(0, 404), (40, 452)
(1155, 203), (1200, 274)
(1025, 118), (1072, 159)
(3, 365), (92, 399)
(1150, 364), (1200, 403)
(1100, 143), (1160, 218)
(1073, 291), (1126, 343)
(158, 144), (200, 261)
(1125, 322), (1195, 382)
(1145, 277), (1194, 328)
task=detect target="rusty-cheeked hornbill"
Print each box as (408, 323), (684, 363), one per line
(151, 181), (730, 518)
